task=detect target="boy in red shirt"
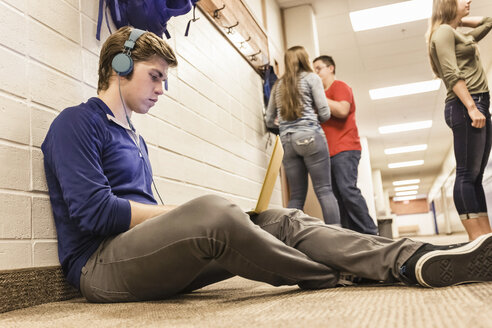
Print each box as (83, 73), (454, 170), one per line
(313, 56), (378, 235)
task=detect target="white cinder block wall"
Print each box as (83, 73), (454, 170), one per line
(0, 0), (284, 270)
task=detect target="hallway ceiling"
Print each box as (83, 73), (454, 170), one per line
(276, 0), (492, 198)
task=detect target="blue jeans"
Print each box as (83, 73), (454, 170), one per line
(444, 92), (491, 218)
(331, 150), (378, 235)
(280, 130), (340, 225)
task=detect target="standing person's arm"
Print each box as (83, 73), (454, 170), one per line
(433, 25), (485, 128)
(310, 74), (331, 123)
(326, 98), (350, 119)
(462, 17), (492, 41)
(452, 80), (485, 128)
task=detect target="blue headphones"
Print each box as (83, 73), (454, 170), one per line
(111, 28), (146, 76)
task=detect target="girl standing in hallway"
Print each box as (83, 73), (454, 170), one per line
(427, 0), (492, 240)
(266, 46), (340, 225)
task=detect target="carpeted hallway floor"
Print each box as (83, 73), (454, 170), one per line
(2, 233), (492, 328)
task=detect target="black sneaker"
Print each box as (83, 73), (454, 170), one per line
(399, 242), (469, 285)
(415, 233), (492, 287)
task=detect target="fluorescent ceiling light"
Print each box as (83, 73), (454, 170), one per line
(370, 80), (441, 100)
(395, 185), (419, 191)
(393, 179), (420, 186)
(379, 120), (432, 134)
(396, 190), (418, 196)
(393, 195), (417, 201)
(388, 160), (424, 168)
(384, 144), (428, 155)
(349, 0), (432, 32)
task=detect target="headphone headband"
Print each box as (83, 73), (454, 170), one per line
(124, 29), (146, 51)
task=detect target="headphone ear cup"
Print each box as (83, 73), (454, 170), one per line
(112, 53), (133, 76)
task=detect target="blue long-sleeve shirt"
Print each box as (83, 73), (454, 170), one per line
(41, 97), (157, 289)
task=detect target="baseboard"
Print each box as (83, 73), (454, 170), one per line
(0, 266), (81, 313)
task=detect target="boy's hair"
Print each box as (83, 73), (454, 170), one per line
(97, 26), (178, 93)
(313, 55), (336, 74)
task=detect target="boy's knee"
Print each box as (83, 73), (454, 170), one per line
(191, 195), (233, 214)
(190, 195), (246, 229)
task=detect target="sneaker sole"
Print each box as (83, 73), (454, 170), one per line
(415, 233), (492, 288)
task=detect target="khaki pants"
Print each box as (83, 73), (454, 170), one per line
(80, 195), (421, 302)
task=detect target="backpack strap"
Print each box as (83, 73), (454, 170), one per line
(96, 0), (114, 40)
(184, 4), (199, 37)
(96, 0), (105, 40)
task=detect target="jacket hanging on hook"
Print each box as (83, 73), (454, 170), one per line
(96, 0), (200, 41)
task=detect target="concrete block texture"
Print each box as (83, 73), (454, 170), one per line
(32, 197), (56, 239)
(29, 61), (83, 111)
(0, 242), (31, 269)
(0, 95), (30, 145)
(0, 47), (28, 99)
(0, 144), (30, 191)
(33, 241), (59, 266)
(27, 0), (81, 43)
(64, 0), (78, 10)
(0, 1), (27, 53)
(82, 49), (99, 87)
(28, 19), (82, 80)
(2, 0), (26, 11)
(0, 193), (31, 239)
(32, 148), (48, 192)
(31, 105), (57, 148)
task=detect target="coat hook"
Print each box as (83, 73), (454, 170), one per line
(239, 36), (251, 48)
(225, 21), (239, 34)
(213, 4), (226, 19)
(249, 49), (261, 61)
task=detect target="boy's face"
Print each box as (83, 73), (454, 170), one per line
(121, 56), (169, 115)
(313, 60), (334, 81)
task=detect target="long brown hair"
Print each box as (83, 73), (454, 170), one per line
(279, 46), (313, 121)
(426, 0), (458, 76)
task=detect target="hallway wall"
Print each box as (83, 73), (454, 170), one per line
(0, 0), (283, 270)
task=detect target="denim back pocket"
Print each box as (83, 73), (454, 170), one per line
(444, 103), (453, 128)
(292, 131), (319, 156)
(295, 136), (315, 146)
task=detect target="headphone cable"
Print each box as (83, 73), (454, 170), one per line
(117, 77), (165, 205)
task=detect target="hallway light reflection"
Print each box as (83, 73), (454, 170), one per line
(370, 80), (441, 100)
(379, 120), (432, 134)
(393, 179), (420, 186)
(388, 160), (424, 168)
(350, 0), (432, 32)
(394, 185), (419, 191)
(395, 190), (418, 196)
(384, 144), (427, 155)
(393, 195), (417, 201)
